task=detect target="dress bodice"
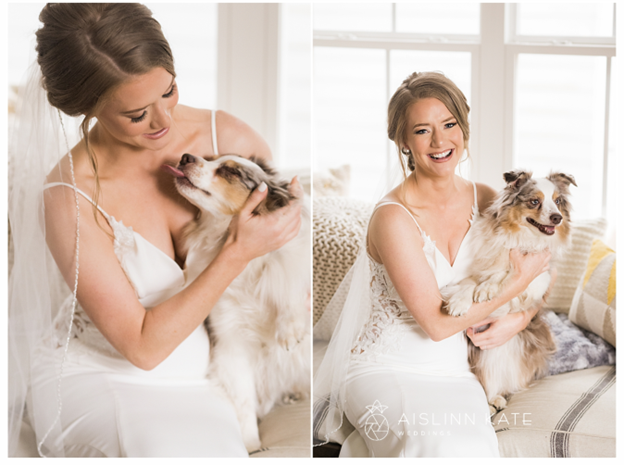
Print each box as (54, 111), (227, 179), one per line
(44, 189), (206, 377)
(350, 183), (479, 377)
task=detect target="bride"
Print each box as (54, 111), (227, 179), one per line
(313, 72), (553, 457)
(8, 3), (302, 457)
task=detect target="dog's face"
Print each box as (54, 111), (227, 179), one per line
(492, 170), (576, 240)
(162, 154), (294, 215)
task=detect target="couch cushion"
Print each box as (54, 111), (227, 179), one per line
(253, 398), (311, 457)
(493, 365), (615, 457)
(568, 239), (616, 347)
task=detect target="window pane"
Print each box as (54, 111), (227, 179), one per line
(147, 3), (217, 109)
(514, 54), (606, 220)
(279, 3), (311, 170)
(396, 3), (480, 35)
(517, 3), (614, 38)
(313, 3), (392, 32)
(314, 47), (387, 201)
(605, 57), (616, 230)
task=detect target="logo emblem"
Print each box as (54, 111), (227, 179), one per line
(363, 400), (390, 441)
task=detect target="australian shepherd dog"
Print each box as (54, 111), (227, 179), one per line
(163, 154), (310, 452)
(441, 170), (576, 413)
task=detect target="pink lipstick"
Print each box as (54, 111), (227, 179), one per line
(143, 127), (169, 140)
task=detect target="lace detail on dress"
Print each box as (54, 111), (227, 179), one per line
(350, 259), (409, 361)
(109, 216), (139, 296)
(52, 295), (123, 358)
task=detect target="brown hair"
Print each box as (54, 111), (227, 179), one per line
(36, 3), (175, 224)
(387, 71), (470, 178)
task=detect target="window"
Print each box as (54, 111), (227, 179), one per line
(313, 3), (617, 224)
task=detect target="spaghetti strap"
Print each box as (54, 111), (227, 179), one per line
(472, 181), (478, 211)
(373, 201), (425, 236)
(211, 110), (219, 156)
(43, 182), (111, 220)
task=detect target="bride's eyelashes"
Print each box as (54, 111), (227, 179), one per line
(131, 111), (147, 123)
(163, 84), (176, 98)
(129, 84), (177, 123)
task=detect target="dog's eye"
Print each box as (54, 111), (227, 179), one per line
(555, 197), (561, 205)
(529, 199), (540, 207)
(216, 165), (242, 180)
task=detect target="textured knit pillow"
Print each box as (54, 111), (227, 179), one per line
(312, 197), (373, 326)
(568, 239), (616, 347)
(544, 218), (607, 314)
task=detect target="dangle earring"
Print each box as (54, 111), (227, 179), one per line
(401, 147), (416, 171)
(37, 110), (81, 457)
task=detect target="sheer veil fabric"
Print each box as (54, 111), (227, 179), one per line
(9, 63), (83, 457)
(313, 248), (372, 445)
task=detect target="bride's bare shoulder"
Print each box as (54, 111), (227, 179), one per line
(44, 139), (91, 185)
(175, 106), (271, 160)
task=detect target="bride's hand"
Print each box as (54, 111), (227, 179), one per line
(466, 313), (528, 350)
(508, 248), (551, 295)
(224, 177), (302, 263)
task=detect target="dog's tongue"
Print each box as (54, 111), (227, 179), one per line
(161, 164), (185, 178)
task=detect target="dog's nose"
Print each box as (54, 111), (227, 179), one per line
(550, 213), (562, 225)
(180, 154), (196, 166)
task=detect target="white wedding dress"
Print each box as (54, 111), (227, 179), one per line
(339, 182), (499, 457)
(33, 111), (248, 457)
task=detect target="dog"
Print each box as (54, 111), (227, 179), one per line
(441, 170), (576, 413)
(162, 153), (311, 452)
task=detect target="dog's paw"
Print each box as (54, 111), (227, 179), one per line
(445, 290), (473, 317)
(275, 317), (307, 351)
(490, 395), (507, 411)
(474, 281), (500, 303)
(240, 417), (262, 454)
(489, 404), (498, 416)
(282, 392), (303, 404)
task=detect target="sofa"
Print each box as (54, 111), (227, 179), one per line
(312, 196), (615, 458)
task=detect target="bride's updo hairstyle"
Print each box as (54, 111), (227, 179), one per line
(387, 72), (470, 177)
(36, 2), (175, 222)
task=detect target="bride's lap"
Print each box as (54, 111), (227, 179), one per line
(342, 364), (499, 457)
(32, 349), (247, 457)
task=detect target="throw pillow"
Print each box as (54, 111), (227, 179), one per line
(568, 239), (616, 347)
(544, 218), (607, 314)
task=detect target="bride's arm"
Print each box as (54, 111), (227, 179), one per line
(44, 180), (301, 370)
(368, 204), (550, 342)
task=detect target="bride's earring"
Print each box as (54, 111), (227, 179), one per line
(401, 147), (411, 155)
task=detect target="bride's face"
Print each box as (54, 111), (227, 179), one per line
(95, 67), (179, 150)
(403, 97), (464, 177)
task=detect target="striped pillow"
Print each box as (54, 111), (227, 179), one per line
(568, 239), (616, 347)
(544, 218), (607, 314)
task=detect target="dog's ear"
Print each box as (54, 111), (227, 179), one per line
(249, 155), (278, 177)
(504, 170), (532, 190)
(547, 172), (577, 192)
(252, 180), (296, 215)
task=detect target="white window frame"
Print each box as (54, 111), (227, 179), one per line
(313, 3), (616, 216)
(503, 3), (615, 217)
